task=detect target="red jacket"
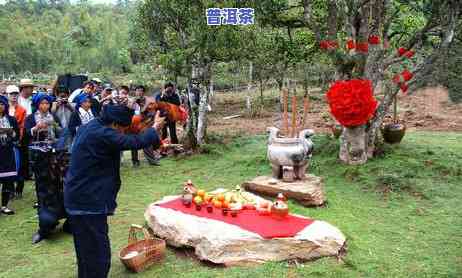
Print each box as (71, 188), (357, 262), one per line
(10, 104), (27, 139)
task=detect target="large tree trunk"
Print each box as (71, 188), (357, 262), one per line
(183, 82), (198, 149)
(195, 62), (212, 145)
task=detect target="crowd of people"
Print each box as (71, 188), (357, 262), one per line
(0, 78), (183, 244)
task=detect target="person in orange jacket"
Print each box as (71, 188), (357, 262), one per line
(129, 97), (161, 166)
(6, 85), (27, 198)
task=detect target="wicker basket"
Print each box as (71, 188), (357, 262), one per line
(119, 224), (166, 273)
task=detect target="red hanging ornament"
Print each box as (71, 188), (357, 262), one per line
(404, 50), (415, 58)
(368, 35), (380, 45)
(356, 42), (369, 53)
(328, 40), (339, 49)
(400, 83), (409, 93)
(401, 69), (413, 81)
(346, 39), (356, 50)
(398, 47), (407, 56)
(326, 79), (378, 127)
(320, 40), (329, 50)
(392, 74), (402, 84)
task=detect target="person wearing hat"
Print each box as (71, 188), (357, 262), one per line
(6, 85), (27, 198)
(18, 79), (35, 116)
(69, 81), (101, 116)
(68, 93), (95, 139)
(0, 95), (20, 215)
(25, 92), (62, 213)
(64, 104), (165, 278)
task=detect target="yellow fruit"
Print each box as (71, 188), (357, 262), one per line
(193, 196), (203, 205)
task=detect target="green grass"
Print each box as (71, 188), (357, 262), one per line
(1, 132), (461, 278)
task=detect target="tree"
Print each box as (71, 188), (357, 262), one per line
(256, 0), (462, 164)
(134, 0), (249, 148)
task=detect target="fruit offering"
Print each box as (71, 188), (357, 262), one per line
(270, 193), (289, 218)
(193, 196), (203, 205)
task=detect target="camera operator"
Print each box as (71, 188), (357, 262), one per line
(100, 85), (115, 106)
(52, 86), (74, 129)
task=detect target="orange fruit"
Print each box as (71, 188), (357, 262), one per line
(197, 190), (206, 198)
(217, 194), (225, 202)
(222, 201), (230, 209)
(204, 193), (213, 203)
(213, 200), (223, 208)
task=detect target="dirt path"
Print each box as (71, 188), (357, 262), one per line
(209, 86), (462, 136)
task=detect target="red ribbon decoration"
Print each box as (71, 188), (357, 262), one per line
(398, 47), (407, 56)
(368, 35), (380, 45)
(320, 40), (339, 51)
(392, 74), (402, 84)
(401, 69), (413, 81)
(346, 39), (355, 50)
(404, 50), (415, 58)
(320, 40), (330, 50)
(356, 42), (369, 53)
(400, 83), (409, 94)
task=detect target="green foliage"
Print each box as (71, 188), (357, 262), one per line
(0, 0), (132, 75)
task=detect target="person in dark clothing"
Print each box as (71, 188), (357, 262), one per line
(155, 82), (180, 144)
(68, 93), (96, 139)
(0, 96), (20, 215)
(64, 104), (164, 278)
(69, 81), (101, 116)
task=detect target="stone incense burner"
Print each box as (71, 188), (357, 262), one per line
(267, 127), (314, 182)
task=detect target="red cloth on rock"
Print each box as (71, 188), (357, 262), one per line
(156, 198), (314, 239)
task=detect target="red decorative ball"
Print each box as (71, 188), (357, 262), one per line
(368, 35), (380, 45)
(356, 42), (369, 53)
(398, 47), (407, 56)
(326, 79), (378, 127)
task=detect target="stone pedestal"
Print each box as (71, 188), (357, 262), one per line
(242, 175), (326, 207)
(145, 195), (345, 266)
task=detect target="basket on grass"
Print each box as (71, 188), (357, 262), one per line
(119, 224), (166, 273)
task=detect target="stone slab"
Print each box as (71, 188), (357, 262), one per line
(145, 194), (345, 266)
(242, 175), (326, 207)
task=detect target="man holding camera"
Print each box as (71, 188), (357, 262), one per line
(52, 86), (74, 129)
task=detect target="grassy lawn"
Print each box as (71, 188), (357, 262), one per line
(1, 132), (461, 278)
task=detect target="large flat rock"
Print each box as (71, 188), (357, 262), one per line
(145, 195), (345, 266)
(242, 175), (326, 207)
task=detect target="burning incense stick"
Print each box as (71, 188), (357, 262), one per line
(291, 95), (297, 138)
(299, 96), (309, 136)
(282, 89), (289, 136)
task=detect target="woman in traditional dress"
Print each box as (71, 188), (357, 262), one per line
(0, 95), (20, 215)
(68, 93), (95, 139)
(25, 93), (67, 243)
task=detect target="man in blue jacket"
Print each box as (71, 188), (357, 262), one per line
(64, 104), (164, 278)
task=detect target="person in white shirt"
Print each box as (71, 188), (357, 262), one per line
(18, 79), (34, 115)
